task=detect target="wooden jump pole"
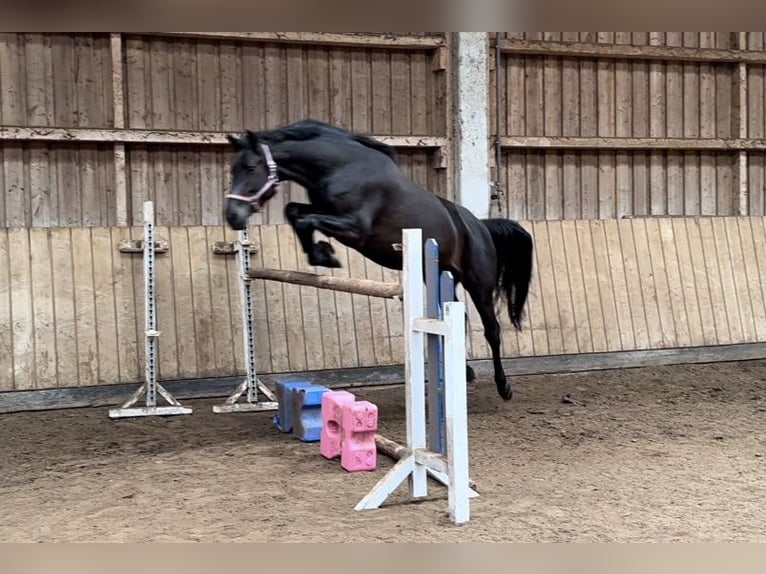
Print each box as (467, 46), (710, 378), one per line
(249, 268), (403, 299)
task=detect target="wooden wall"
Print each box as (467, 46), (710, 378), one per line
(3, 216), (766, 392)
(493, 32), (766, 220)
(0, 32), (449, 228)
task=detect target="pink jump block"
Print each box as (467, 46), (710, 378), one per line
(319, 390), (356, 460)
(340, 400), (378, 472)
(319, 390), (379, 472)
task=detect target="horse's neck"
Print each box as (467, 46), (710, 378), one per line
(272, 140), (333, 190)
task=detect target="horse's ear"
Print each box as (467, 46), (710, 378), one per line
(245, 130), (260, 150)
(226, 134), (245, 151)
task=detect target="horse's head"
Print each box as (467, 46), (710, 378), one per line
(224, 131), (281, 230)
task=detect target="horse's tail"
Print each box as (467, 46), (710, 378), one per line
(480, 218), (534, 330)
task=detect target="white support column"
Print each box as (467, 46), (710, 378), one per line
(452, 32), (491, 219)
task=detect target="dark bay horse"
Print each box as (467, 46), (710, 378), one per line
(224, 119), (533, 402)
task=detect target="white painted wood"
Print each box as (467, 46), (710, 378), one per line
(413, 317), (452, 337)
(453, 32), (491, 218)
(355, 229), (473, 524)
(354, 456), (416, 510)
(444, 301), (470, 524)
(403, 228), (428, 498)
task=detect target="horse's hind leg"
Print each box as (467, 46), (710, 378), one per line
(463, 277), (511, 401)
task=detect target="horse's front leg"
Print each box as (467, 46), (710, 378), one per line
(284, 202), (341, 268)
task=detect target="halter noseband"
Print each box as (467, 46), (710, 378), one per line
(225, 143), (281, 209)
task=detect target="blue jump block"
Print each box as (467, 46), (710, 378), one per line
(291, 384), (329, 442)
(273, 378), (313, 433)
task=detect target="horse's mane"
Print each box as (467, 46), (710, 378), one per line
(253, 119), (397, 160)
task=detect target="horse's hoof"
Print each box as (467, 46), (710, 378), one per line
(466, 365), (476, 383)
(497, 382), (513, 401)
(310, 242), (342, 268)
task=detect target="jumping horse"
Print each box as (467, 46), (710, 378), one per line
(224, 119), (533, 402)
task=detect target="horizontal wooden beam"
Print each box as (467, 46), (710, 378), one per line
(0, 126), (446, 149)
(500, 136), (766, 151)
(250, 268), (403, 299)
(497, 38), (766, 64)
(138, 32), (445, 50)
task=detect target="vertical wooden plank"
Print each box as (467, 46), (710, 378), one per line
(544, 152), (562, 220)
(4, 144), (29, 227)
(600, 219), (635, 351)
(581, 152), (599, 219)
(744, 217), (766, 340)
(711, 217), (745, 343)
(89, 227), (120, 385)
(327, 239), (361, 368)
(684, 152), (701, 215)
(347, 248), (377, 367)
(579, 59), (597, 137)
(264, 45), (286, 224)
(124, 37), (148, 129)
(526, 152), (545, 219)
(614, 61), (632, 137)
(168, 226), (198, 379)
(716, 154), (735, 215)
(410, 51), (429, 134)
(543, 56), (561, 136)
(128, 224), (146, 377)
(204, 226), (240, 375)
(276, 224), (309, 372)
(598, 153), (615, 218)
(632, 60), (649, 138)
(667, 153), (685, 215)
(507, 54), (526, 135)
(615, 152), (633, 217)
(195, 40), (221, 131)
(0, 230), (14, 389)
(24, 34), (52, 127)
(749, 154), (764, 216)
(28, 144), (53, 227)
(506, 152), (527, 220)
(561, 220), (593, 353)
(220, 41), (242, 132)
(258, 225), (289, 372)
(617, 219), (650, 349)
(725, 217), (756, 341)
(597, 58), (615, 138)
(630, 219), (665, 348)
(694, 218), (731, 344)
(27, 229), (55, 389)
(681, 218), (719, 346)
(152, 225), (179, 380)
(525, 56), (543, 135)
(658, 219), (692, 348)
(111, 227), (139, 383)
(0, 34), (25, 125)
(531, 221), (563, 354)
(70, 228), (99, 385)
(295, 237), (326, 373)
(650, 151), (666, 215)
(247, 225), (272, 375)
(683, 61), (700, 139)
(222, 224), (244, 372)
(562, 153), (581, 219)
(547, 222), (579, 354)
(7, 229), (35, 389)
(643, 218), (677, 348)
(574, 220), (608, 352)
(364, 258), (394, 366)
(700, 153), (717, 215)
(561, 57), (579, 136)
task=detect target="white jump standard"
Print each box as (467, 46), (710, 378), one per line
(353, 228), (473, 525)
(109, 201), (193, 419)
(212, 226), (278, 414)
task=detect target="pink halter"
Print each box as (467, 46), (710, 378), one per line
(225, 143), (281, 209)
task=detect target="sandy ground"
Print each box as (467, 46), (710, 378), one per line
(1, 360), (765, 542)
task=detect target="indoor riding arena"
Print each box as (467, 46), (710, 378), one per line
(1, 32), (765, 542)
